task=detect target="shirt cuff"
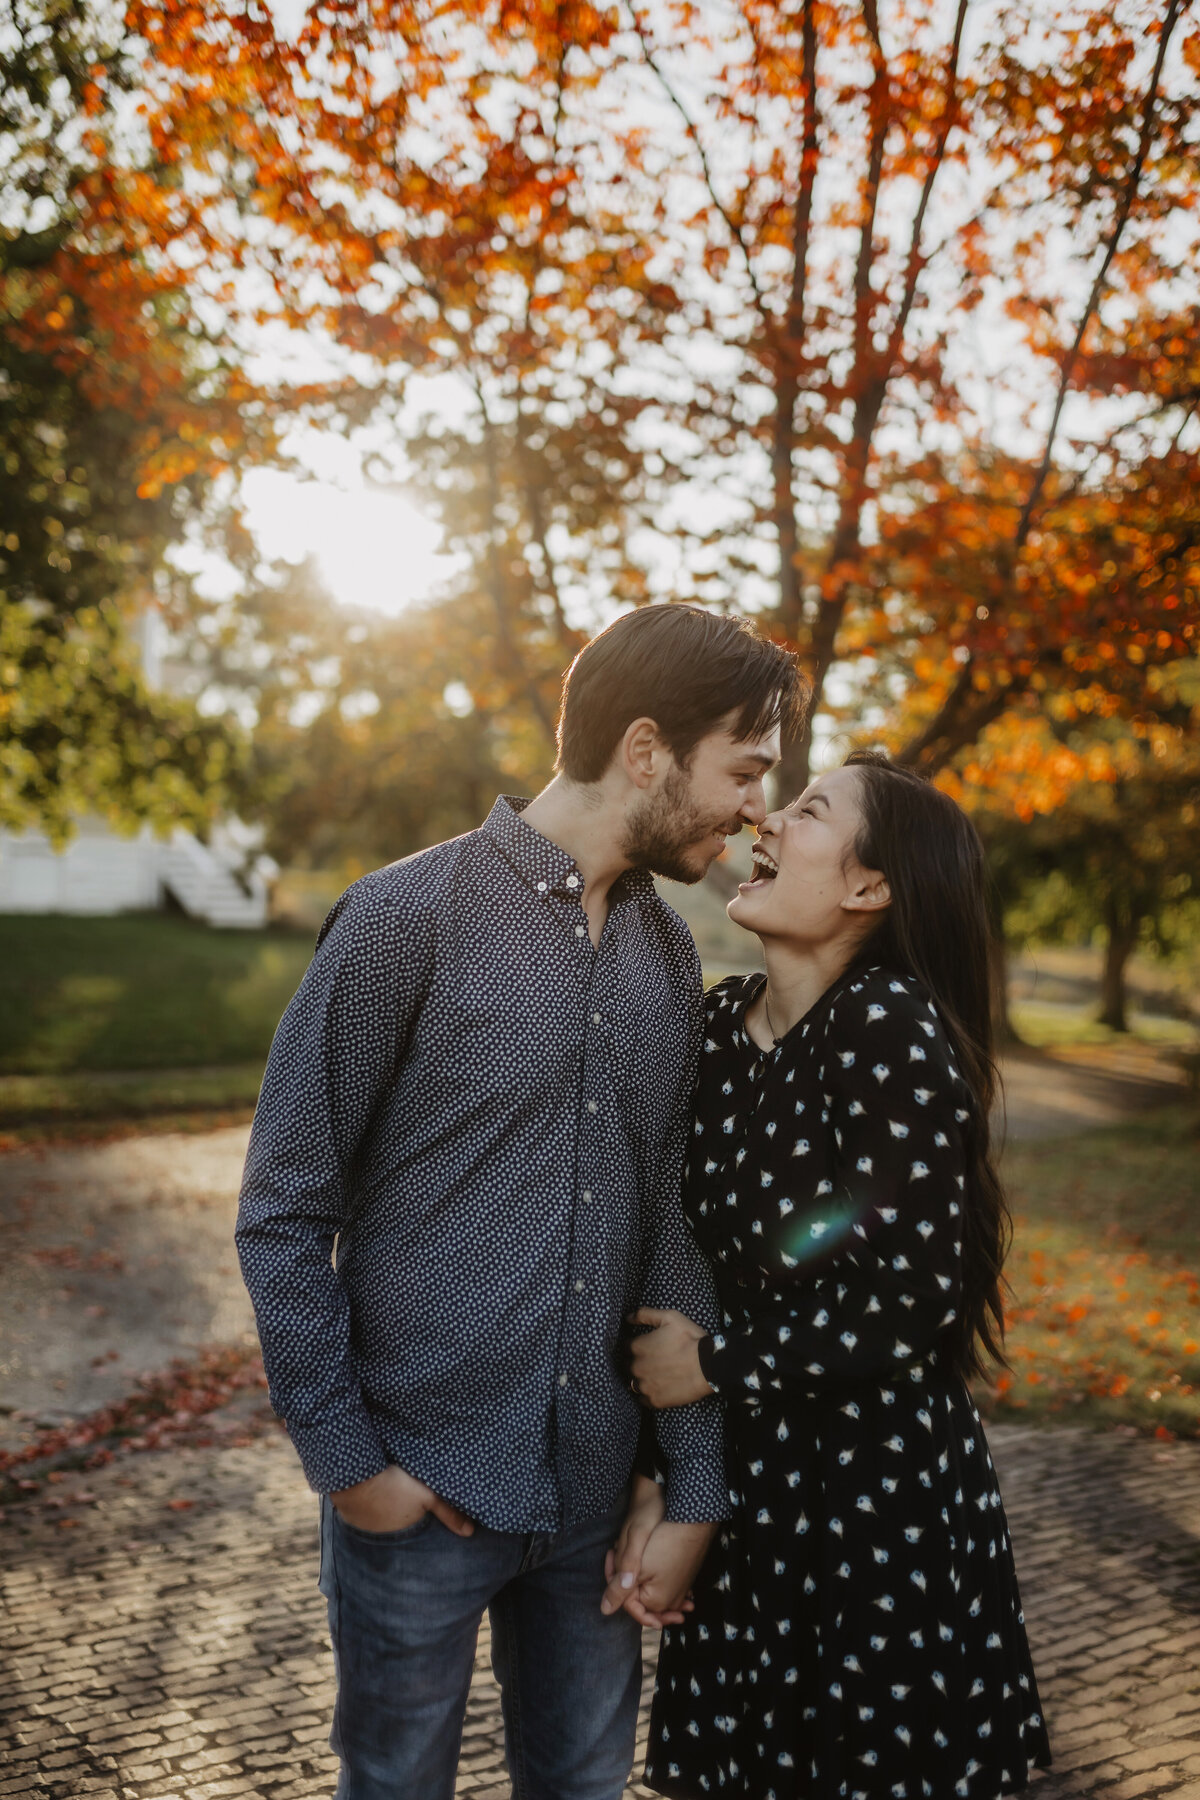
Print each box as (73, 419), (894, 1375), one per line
(656, 1407), (730, 1523)
(286, 1402), (391, 1495)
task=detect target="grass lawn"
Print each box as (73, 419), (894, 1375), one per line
(975, 1105), (1200, 1438)
(0, 1066), (264, 1144)
(1009, 998), (1196, 1050)
(0, 913), (314, 1076)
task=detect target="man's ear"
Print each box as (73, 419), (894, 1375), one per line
(620, 717), (666, 790)
(841, 870), (891, 915)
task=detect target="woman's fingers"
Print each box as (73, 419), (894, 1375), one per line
(628, 1307), (671, 1328)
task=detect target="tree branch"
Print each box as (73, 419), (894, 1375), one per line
(783, 0), (966, 789)
(624, 1), (767, 317)
(883, 0), (968, 370)
(1010, 0), (1184, 559)
(473, 384), (559, 746)
(899, 0), (1187, 770)
(772, 0), (819, 639)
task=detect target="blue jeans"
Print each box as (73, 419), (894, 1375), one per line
(318, 1495), (642, 1800)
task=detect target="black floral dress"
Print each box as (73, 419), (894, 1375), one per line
(645, 967), (1051, 1800)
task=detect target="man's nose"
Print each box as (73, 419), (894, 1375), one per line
(739, 782), (769, 827)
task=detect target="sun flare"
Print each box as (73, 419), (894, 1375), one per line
(241, 469), (464, 616)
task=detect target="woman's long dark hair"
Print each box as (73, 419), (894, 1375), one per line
(843, 750), (1010, 1380)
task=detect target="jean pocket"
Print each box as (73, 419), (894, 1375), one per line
(334, 1506), (435, 1547)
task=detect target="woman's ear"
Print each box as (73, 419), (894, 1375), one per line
(841, 870), (891, 915)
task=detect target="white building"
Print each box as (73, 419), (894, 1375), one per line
(0, 817), (274, 928)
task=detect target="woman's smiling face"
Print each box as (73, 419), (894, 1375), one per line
(727, 766), (891, 944)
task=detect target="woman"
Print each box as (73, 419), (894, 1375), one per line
(625, 752), (1051, 1800)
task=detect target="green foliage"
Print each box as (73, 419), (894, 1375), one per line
(0, 912), (314, 1073)
(0, 598), (249, 844)
(0, 0), (257, 842)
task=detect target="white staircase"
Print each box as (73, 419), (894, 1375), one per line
(159, 827), (271, 929)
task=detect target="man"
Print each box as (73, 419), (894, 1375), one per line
(236, 603), (805, 1800)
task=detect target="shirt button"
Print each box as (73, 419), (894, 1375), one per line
(586, 1100), (598, 1114)
(582, 1189), (593, 1204)
(559, 1372), (569, 1387)
(575, 923), (586, 937)
(574, 1279), (585, 1293)
(536, 880), (547, 893)
(592, 1012), (602, 1025)
(566, 874), (579, 888)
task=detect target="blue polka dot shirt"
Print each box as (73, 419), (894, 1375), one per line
(236, 796), (728, 1531)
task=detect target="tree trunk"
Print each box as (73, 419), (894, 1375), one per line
(1097, 896), (1140, 1033)
(773, 729), (813, 804)
(991, 939), (1021, 1049)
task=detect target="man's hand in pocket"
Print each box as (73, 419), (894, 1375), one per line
(330, 1465), (474, 1536)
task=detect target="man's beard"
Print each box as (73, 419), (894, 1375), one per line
(621, 767), (738, 885)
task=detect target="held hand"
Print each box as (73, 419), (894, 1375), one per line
(601, 1473), (666, 1617)
(621, 1519), (718, 1629)
(330, 1464), (475, 1537)
(628, 1308), (714, 1409)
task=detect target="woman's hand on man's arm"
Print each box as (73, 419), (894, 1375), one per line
(627, 1307), (714, 1409)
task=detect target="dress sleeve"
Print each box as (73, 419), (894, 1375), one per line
(235, 876), (431, 1493)
(699, 976), (971, 1401)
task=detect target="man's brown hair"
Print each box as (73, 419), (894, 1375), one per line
(556, 604), (808, 783)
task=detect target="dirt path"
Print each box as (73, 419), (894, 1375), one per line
(0, 1127), (256, 1452)
(1000, 1042), (1185, 1141)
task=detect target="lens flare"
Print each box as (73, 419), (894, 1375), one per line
(777, 1194), (872, 1270)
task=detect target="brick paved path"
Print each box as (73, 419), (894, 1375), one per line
(3, 1419), (1199, 1800)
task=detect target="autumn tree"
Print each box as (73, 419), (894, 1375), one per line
(127, 0), (684, 764)
(119, 0), (1200, 844)
(610, 0), (1200, 794)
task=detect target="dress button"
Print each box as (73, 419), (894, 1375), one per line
(575, 923), (586, 937)
(592, 1012), (602, 1025)
(566, 875), (579, 888)
(574, 1279), (585, 1293)
(586, 1100), (598, 1114)
(582, 1189), (593, 1204)
(559, 1372), (569, 1387)
(536, 880), (547, 892)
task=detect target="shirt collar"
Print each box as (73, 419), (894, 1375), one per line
(481, 795), (658, 907)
